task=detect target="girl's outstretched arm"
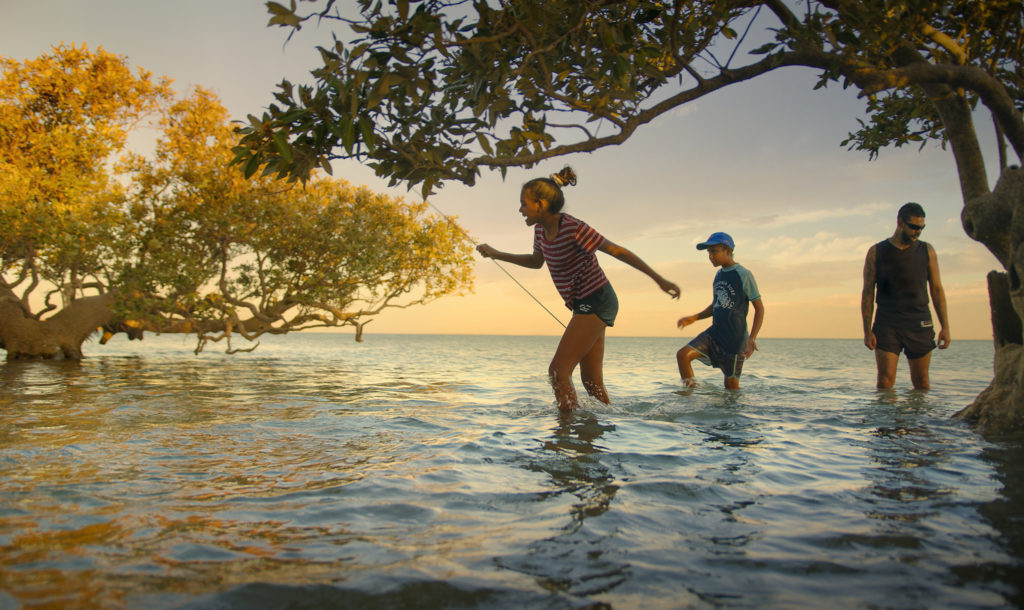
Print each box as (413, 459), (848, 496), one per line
(477, 244), (544, 269)
(599, 239), (680, 298)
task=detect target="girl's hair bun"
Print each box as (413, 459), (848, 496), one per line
(549, 166), (577, 187)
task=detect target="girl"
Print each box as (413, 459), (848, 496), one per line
(477, 167), (680, 410)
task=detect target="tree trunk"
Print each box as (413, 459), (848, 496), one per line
(955, 168), (1024, 436)
(0, 289), (116, 360)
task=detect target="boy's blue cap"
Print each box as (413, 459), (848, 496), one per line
(696, 232), (735, 250)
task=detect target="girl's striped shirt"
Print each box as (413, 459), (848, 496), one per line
(533, 213), (609, 307)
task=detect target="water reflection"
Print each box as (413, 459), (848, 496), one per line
(974, 441), (1024, 607)
(861, 393), (955, 521)
(497, 410), (626, 597)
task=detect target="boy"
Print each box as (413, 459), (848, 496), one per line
(677, 232), (765, 389)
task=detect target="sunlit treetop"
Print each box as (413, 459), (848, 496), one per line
(1, 45), (474, 358)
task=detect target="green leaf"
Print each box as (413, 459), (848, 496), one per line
(476, 133), (493, 156)
(358, 117), (376, 150)
(340, 118), (356, 152)
(266, 1), (302, 28)
(243, 154), (262, 179)
(272, 131), (293, 163)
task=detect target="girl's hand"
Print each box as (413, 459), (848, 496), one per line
(659, 278), (681, 299)
(677, 315), (698, 329)
(476, 244), (496, 259)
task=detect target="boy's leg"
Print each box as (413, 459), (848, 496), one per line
(907, 352), (932, 390)
(723, 353), (742, 390)
(676, 346), (699, 387)
(550, 313), (606, 409)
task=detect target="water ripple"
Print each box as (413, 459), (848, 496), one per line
(0, 335), (1017, 608)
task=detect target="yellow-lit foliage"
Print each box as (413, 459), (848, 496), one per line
(1, 46), (474, 354)
(119, 88), (474, 349)
(1, 45), (171, 307)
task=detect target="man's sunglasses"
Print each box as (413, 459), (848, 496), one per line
(904, 221), (925, 231)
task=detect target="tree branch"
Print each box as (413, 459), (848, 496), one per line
(853, 62), (1024, 163)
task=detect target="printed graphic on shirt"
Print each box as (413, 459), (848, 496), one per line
(714, 284), (736, 311)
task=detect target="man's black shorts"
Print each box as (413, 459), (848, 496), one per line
(873, 324), (936, 359)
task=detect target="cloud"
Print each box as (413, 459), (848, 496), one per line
(626, 200), (891, 244)
(752, 231), (873, 267)
(741, 202), (890, 228)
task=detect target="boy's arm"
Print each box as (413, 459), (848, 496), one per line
(598, 239), (680, 298)
(678, 304), (713, 329)
(927, 243), (951, 349)
(744, 298), (765, 358)
(477, 244), (544, 269)
(861, 245), (877, 350)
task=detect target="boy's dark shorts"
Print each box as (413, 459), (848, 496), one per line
(687, 329), (744, 379)
(572, 283), (618, 327)
(873, 323), (936, 359)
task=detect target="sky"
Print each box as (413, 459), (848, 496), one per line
(1, 0), (1000, 340)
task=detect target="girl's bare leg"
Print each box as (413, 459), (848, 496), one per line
(579, 329), (608, 403)
(549, 313), (607, 410)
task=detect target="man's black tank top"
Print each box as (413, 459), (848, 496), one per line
(874, 239), (932, 329)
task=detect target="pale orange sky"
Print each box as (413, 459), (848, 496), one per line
(2, 1), (998, 341)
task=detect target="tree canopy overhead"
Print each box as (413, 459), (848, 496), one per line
(235, 0), (1023, 197)
(235, 1), (1024, 433)
(0, 45), (474, 359)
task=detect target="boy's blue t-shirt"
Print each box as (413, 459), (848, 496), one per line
(710, 264), (760, 354)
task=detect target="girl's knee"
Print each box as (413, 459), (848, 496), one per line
(548, 360), (572, 383)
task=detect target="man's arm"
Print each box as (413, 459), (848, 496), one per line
(927, 243), (951, 349)
(862, 245), (877, 350)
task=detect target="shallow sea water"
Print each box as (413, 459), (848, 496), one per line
(0, 334), (1020, 609)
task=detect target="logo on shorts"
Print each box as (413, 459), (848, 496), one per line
(921, 320), (933, 328)
(579, 303), (592, 313)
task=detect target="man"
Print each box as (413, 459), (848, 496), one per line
(862, 203), (951, 389)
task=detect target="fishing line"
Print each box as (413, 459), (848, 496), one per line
(425, 200), (567, 329)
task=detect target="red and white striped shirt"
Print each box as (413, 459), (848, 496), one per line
(533, 213), (609, 307)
